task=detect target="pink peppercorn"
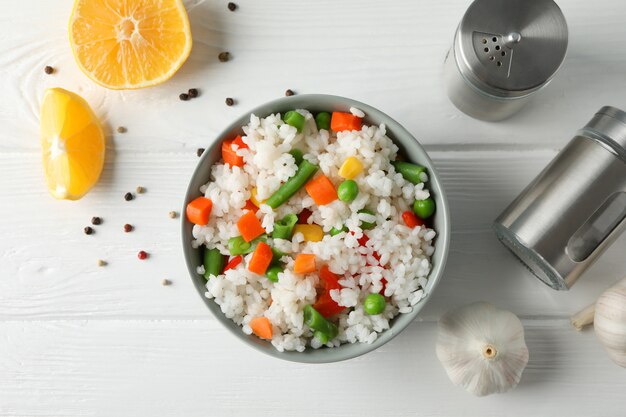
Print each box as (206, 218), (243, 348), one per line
(137, 251), (148, 260)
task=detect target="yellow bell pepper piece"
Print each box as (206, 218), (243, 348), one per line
(338, 157), (364, 179)
(250, 187), (265, 208)
(293, 224), (324, 242)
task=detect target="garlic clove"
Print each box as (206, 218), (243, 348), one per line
(593, 278), (626, 367)
(436, 302), (529, 396)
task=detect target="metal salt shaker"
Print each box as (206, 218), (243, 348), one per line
(444, 0), (568, 121)
(494, 107), (626, 290)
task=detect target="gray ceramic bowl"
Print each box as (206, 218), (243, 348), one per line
(182, 94), (450, 363)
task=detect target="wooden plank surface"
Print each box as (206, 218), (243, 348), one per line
(1, 0), (625, 415)
(1, 320), (624, 417)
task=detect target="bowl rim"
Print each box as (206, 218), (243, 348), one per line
(181, 93), (451, 363)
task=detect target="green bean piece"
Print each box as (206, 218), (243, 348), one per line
(413, 197), (436, 219)
(314, 330), (330, 345)
(289, 149), (304, 165)
(284, 111), (306, 133)
(337, 180), (359, 202)
(227, 236), (252, 255)
(329, 225), (348, 236)
(272, 213), (298, 239)
(271, 247), (286, 263)
(363, 293), (386, 315)
(391, 161), (426, 184)
(266, 265), (284, 283)
(265, 160), (319, 209)
(315, 112), (331, 131)
(303, 305), (338, 339)
(228, 235), (267, 255)
(203, 248), (224, 279)
(358, 208), (376, 230)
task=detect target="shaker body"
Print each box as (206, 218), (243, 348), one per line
(444, 0), (567, 122)
(494, 108), (626, 290)
(444, 45), (532, 122)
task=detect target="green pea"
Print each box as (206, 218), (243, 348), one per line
(315, 112), (331, 131)
(413, 197), (435, 219)
(266, 265), (283, 283)
(289, 149), (304, 165)
(363, 293), (386, 315)
(358, 208), (376, 230)
(337, 180), (359, 202)
(329, 225), (349, 236)
(284, 111), (306, 133)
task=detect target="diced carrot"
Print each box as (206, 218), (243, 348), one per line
(402, 210), (424, 228)
(305, 175), (338, 205)
(330, 112), (362, 132)
(224, 255), (243, 272)
(237, 211), (265, 242)
(232, 135), (248, 149)
(248, 242), (273, 275)
(186, 197), (213, 225)
(249, 316), (273, 340)
(294, 253), (317, 274)
(222, 140), (244, 167)
(243, 200), (258, 213)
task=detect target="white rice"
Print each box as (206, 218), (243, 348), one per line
(193, 109), (436, 351)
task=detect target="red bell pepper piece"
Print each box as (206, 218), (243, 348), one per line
(224, 255), (243, 272)
(313, 265), (344, 318)
(298, 208), (312, 224)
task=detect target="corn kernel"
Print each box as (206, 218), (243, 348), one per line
(338, 157), (364, 179)
(293, 224), (324, 242)
(250, 187), (263, 207)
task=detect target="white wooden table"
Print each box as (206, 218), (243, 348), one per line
(1, 0), (624, 415)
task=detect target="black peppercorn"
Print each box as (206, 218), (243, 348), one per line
(225, 97), (234, 106)
(124, 192), (134, 201)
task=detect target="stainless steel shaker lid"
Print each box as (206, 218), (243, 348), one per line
(587, 106), (626, 155)
(457, 0), (568, 93)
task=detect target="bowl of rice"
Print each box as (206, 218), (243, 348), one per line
(182, 94), (450, 363)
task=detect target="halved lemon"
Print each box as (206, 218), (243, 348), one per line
(40, 88), (105, 200)
(69, 0), (192, 90)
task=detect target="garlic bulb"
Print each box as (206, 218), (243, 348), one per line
(571, 278), (626, 367)
(436, 302), (529, 396)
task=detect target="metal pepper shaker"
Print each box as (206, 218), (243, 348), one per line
(494, 106), (626, 290)
(444, 0), (568, 121)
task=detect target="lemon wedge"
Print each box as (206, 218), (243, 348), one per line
(40, 88), (105, 200)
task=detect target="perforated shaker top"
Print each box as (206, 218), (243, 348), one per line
(457, 0), (568, 92)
